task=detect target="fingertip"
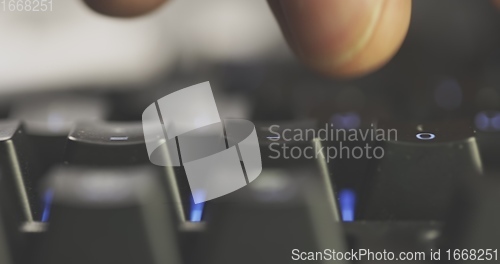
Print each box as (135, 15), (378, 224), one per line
(317, 0), (412, 78)
(493, 0), (500, 10)
(83, 0), (167, 18)
(270, 0), (412, 78)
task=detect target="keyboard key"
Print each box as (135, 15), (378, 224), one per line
(198, 164), (345, 264)
(65, 122), (147, 165)
(361, 119), (483, 220)
(64, 121), (195, 223)
(37, 166), (182, 264)
(442, 177), (500, 252)
(0, 120), (41, 221)
(10, 95), (109, 171)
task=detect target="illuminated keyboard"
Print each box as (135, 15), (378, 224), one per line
(0, 65), (500, 264)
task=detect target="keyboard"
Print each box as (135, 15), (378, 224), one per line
(0, 63), (500, 264)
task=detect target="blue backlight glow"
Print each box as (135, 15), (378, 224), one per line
(339, 189), (356, 222)
(41, 189), (54, 222)
(190, 190), (206, 222)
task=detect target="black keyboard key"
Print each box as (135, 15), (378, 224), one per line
(198, 165), (345, 264)
(361, 120), (483, 220)
(65, 121), (194, 223)
(442, 177), (500, 254)
(0, 120), (41, 222)
(65, 122), (147, 165)
(10, 95), (109, 171)
(37, 166), (182, 264)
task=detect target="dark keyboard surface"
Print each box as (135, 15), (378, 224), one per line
(1, 63), (500, 264)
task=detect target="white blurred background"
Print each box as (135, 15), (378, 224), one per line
(0, 0), (289, 94)
(3, 0), (500, 98)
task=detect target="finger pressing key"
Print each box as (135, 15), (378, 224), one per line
(268, 0), (412, 77)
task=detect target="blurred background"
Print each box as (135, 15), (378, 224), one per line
(0, 0), (285, 92)
(2, 0), (500, 124)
